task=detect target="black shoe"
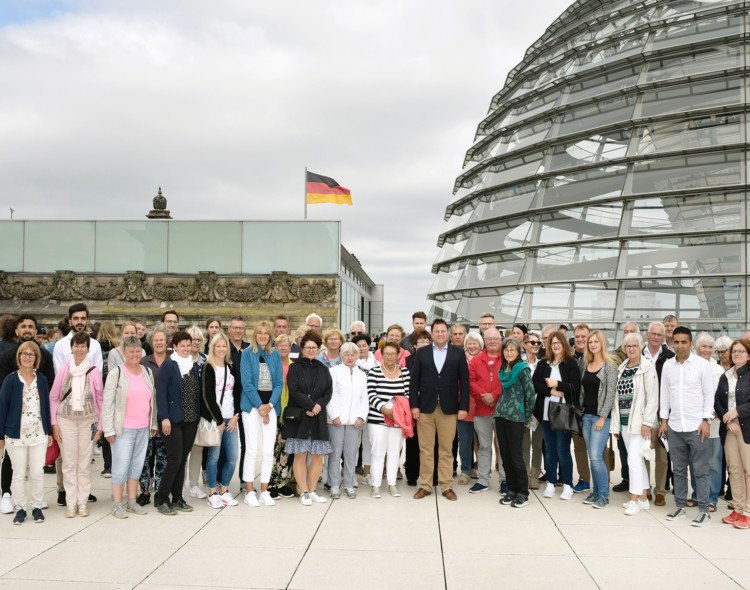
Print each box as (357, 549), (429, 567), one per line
(88, 494), (97, 503)
(43, 465), (56, 475)
(268, 487), (280, 499)
(538, 472), (547, 482)
(100, 468), (112, 478)
(407, 479), (417, 487)
(726, 489), (733, 501)
(500, 492), (514, 505)
(56, 491), (66, 506)
(32, 508), (44, 523)
(136, 492), (151, 506)
(278, 485), (294, 498)
(173, 498), (193, 512)
(612, 480), (629, 493)
(323, 483), (331, 491)
(13, 508), (26, 525)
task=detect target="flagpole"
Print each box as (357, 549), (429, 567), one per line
(304, 166), (308, 220)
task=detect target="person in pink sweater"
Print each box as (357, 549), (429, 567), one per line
(49, 331), (103, 518)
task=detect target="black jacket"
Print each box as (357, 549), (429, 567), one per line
(0, 341), (55, 389)
(642, 344), (675, 383)
(200, 362), (241, 425)
(532, 357), (581, 422)
(282, 357), (333, 443)
(715, 364), (750, 444)
(408, 343), (470, 415)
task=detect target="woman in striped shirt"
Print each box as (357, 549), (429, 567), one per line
(367, 341), (410, 499)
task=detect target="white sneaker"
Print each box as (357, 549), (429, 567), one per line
(1, 493), (13, 514)
(624, 500), (640, 516)
(309, 491), (327, 503)
(300, 492), (312, 506)
(389, 485), (400, 497)
(353, 478), (359, 488)
(207, 494), (224, 509)
(219, 491), (238, 506)
(560, 485), (574, 500)
(361, 474), (372, 486)
(189, 486), (207, 499)
(344, 487), (357, 499)
(93, 446), (102, 455)
(243, 491), (260, 507)
(543, 483), (556, 498)
(638, 498), (651, 511)
(259, 491), (275, 506)
(371, 486), (381, 499)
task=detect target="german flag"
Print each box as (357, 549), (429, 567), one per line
(306, 171), (352, 206)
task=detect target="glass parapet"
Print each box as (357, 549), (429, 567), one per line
(625, 192), (745, 235)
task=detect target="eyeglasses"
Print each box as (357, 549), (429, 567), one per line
(164, 320), (178, 325)
(624, 344), (640, 349)
(716, 349), (728, 354)
(351, 331), (363, 336)
(303, 346), (319, 352)
(485, 338), (501, 343)
(191, 338), (202, 343)
(19, 352), (36, 358)
(526, 341), (541, 346)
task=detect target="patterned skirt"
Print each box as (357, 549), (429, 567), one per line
(284, 437), (332, 456)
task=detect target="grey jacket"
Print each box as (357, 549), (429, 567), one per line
(580, 360), (618, 420)
(102, 365), (158, 438)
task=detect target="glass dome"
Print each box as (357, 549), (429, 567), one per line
(428, 0), (749, 335)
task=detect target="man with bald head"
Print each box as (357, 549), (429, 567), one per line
(612, 322), (640, 365)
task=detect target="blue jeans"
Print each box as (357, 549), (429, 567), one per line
(581, 414), (611, 499)
(690, 437), (722, 505)
(456, 420), (475, 476)
(541, 420), (573, 486)
(206, 419), (238, 489)
(110, 427), (150, 486)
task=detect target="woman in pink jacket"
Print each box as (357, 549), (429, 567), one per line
(49, 331), (104, 518)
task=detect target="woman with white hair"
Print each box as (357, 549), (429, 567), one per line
(715, 336), (733, 371)
(614, 332), (659, 515)
(326, 342), (368, 499)
(688, 332), (724, 511)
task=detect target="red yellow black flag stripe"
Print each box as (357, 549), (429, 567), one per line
(306, 171), (352, 205)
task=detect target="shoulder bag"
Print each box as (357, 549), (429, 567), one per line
(548, 400), (583, 435)
(194, 365), (226, 447)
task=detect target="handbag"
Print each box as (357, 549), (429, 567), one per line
(282, 406), (305, 423)
(45, 439), (60, 466)
(194, 417), (220, 447)
(548, 400), (583, 435)
(604, 435), (615, 472)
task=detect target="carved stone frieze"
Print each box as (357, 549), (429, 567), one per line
(0, 271), (338, 305)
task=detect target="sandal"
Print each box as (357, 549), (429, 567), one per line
(685, 499), (697, 507)
(709, 503), (717, 513)
(458, 473), (471, 485)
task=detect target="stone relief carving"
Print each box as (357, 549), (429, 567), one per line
(0, 271), (338, 304)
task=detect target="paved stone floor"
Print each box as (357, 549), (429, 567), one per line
(0, 453), (747, 589)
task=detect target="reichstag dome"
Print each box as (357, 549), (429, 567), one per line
(428, 0), (750, 336)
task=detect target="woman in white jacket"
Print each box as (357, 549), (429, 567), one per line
(326, 342), (368, 499)
(613, 332), (659, 516)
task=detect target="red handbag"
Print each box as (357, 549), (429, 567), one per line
(45, 439), (60, 466)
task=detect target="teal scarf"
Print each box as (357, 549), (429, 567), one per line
(498, 361), (529, 389)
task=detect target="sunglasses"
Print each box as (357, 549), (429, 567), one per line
(526, 341), (541, 346)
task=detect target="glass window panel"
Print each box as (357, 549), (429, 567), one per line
(428, 264), (466, 295)
(241, 221), (338, 275)
(466, 182), (541, 224)
(428, 299), (461, 323)
(533, 59), (576, 90)
(549, 130), (630, 171)
(633, 112), (742, 156)
(457, 253), (528, 289)
(462, 218), (534, 256)
(620, 278), (743, 320)
(168, 222), (241, 274)
(520, 284), (616, 322)
(504, 89), (562, 126)
(458, 151), (544, 192)
(575, 32), (648, 72)
(626, 193), (744, 235)
(433, 237), (469, 267)
(619, 235), (742, 278)
(563, 64), (641, 104)
(644, 45), (742, 84)
(536, 203), (622, 244)
(24, 221), (95, 273)
(629, 151), (744, 194)
(472, 119), (553, 162)
(558, 95), (637, 137)
(652, 13), (742, 50)
(455, 289), (524, 324)
(95, 222), (168, 273)
(539, 165), (627, 208)
(533, 242), (620, 282)
(0, 222), (24, 271)
(640, 77), (742, 118)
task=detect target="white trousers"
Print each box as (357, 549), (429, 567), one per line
(369, 423), (403, 487)
(6, 443), (46, 510)
(242, 408), (277, 484)
(622, 430), (650, 495)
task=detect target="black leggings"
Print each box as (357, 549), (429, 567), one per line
(156, 421), (198, 505)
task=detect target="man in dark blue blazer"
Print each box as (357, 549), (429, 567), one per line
(409, 319), (469, 500)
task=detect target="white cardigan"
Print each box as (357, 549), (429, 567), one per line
(327, 363), (369, 425)
(613, 357), (659, 435)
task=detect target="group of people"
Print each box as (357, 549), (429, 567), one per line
(0, 305), (747, 531)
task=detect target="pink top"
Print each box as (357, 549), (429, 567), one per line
(49, 362), (104, 430)
(374, 348), (411, 367)
(122, 367), (152, 429)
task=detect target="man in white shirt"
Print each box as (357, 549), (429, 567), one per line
(52, 302), (103, 373)
(658, 326), (714, 526)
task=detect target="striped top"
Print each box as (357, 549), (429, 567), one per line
(366, 365), (410, 426)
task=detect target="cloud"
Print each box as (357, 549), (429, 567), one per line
(0, 0), (573, 328)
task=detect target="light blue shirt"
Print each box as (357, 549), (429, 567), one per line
(432, 342), (448, 373)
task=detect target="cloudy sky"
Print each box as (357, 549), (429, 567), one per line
(0, 0), (573, 329)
